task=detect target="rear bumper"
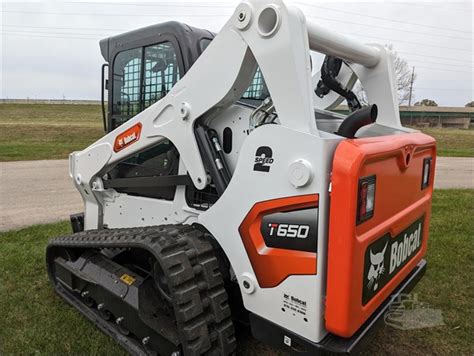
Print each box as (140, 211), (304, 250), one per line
(250, 259), (427, 355)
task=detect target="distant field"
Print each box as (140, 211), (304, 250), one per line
(0, 103), (472, 161)
(420, 128), (474, 158)
(0, 104), (103, 161)
(0, 190), (472, 355)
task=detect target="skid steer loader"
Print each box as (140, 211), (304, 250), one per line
(46, 1), (436, 354)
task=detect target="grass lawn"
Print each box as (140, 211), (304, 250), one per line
(420, 128), (474, 158)
(0, 104), (103, 161)
(0, 190), (472, 355)
(1, 103), (473, 161)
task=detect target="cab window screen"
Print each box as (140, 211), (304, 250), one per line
(198, 38), (268, 100)
(143, 42), (181, 108)
(242, 68), (269, 100)
(112, 47), (142, 119)
(111, 42), (181, 128)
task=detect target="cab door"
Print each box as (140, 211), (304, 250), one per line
(108, 40), (184, 131)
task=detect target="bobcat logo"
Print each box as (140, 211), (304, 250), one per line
(367, 243), (387, 291)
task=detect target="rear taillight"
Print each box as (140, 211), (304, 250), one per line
(357, 175), (376, 224)
(421, 157), (432, 189)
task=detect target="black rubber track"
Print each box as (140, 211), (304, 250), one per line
(46, 225), (237, 355)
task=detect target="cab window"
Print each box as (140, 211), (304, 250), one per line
(112, 48), (142, 119)
(200, 37), (268, 101)
(143, 43), (181, 108)
(111, 42), (181, 128)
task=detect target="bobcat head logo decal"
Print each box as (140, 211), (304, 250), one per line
(367, 243), (387, 291)
(363, 218), (424, 305)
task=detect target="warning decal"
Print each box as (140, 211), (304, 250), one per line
(120, 274), (136, 286)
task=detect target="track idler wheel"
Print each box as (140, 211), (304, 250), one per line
(97, 303), (112, 321)
(115, 317), (130, 336)
(81, 290), (95, 308)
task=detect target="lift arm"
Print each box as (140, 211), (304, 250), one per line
(70, 0), (400, 229)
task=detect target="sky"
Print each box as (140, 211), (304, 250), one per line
(0, 0), (472, 106)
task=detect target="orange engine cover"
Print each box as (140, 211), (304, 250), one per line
(325, 132), (436, 337)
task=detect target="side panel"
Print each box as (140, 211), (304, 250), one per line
(239, 194), (319, 288)
(199, 124), (341, 343)
(325, 132), (436, 337)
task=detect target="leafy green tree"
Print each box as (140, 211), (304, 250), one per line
(414, 99), (438, 107)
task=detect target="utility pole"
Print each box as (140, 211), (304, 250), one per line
(408, 66), (415, 107)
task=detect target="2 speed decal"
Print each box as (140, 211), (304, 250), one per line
(254, 146), (274, 172)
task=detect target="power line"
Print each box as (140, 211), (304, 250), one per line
(4, 10), (470, 53)
(2, 27), (472, 62)
(1, 32), (100, 40)
(2, 33), (472, 71)
(408, 59), (469, 69)
(2, 31), (472, 76)
(408, 66), (415, 106)
(306, 14), (471, 41)
(341, 31), (471, 52)
(4, 12), (469, 53)
(414, 87), (472, 92)
(4, 23), (472, 64)
(2, 35), (472, 94)
(297, 2), (471, 34)
(416, 66), (472, 74)
(4, 26), (471, 69)
(5, 0), (470, 38)
(6, 20), (471, 45)
(5, 2), (471, 36)
(2, 10), (232, 17)
(2, 29), (110, 38)
(66, 1), (235, 8)
(398, 51), (473, 64)
(7, 16), (471, 42)
(405, 3), (471, 14)
(2, 24), (127, 33)
(3, 13), (473, 66)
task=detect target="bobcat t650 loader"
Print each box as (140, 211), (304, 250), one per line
(46, 1), (436, 354)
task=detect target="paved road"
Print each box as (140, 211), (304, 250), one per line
(433, 157), (473, 189)
(0, 160), (82, 232)
(1, 157), (472, 232)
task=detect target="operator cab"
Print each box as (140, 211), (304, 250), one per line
(99, 21), (271, 204)
(98, 21), (377, 206)
(100, 21), (268, 133)
(100, 21), (212, 131)
(99, 21), (357, 137)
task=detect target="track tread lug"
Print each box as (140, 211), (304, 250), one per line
(46, 224), (236, 355)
